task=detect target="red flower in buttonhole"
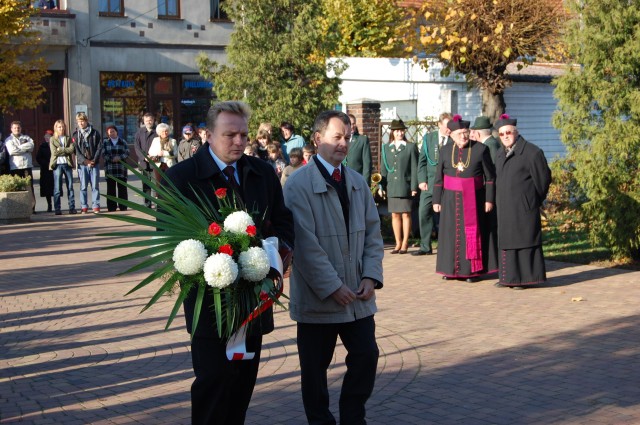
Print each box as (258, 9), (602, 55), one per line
(215, 188), (228, 199)
(218, 244), (234, 256)
(246, 225), (257, 237)
(208, 222), (222, 236)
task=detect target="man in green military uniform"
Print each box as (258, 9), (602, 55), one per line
(470, 116), (501, 164)
(344, 114), (372, 184)
(413, 113), (452, 256)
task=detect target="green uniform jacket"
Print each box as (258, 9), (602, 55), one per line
(417, 130), (446, 193)
(344, 132), (372, 184)
(381, 141), (418, 198)
(481, 135), (501, 164)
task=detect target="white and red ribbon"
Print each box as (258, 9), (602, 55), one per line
(226, 237), (284, 361)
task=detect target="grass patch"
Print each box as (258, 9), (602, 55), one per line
(542, 211), (639, 270)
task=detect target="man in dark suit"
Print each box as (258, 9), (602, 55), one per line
(164, 101), (295, 425)
(344, 113), (372, 184)
(134, 112), (157, 208)
(414, 112), (451, 256)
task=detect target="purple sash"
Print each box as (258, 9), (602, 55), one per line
(443, 175), (484, 272)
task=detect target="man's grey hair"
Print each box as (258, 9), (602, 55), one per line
(207, 101), (252, 133)
(477, 128), (492, 137)
(313, 110), (351, 135)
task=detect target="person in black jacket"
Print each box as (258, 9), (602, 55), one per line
(163, 101), (294, 425)
(134, 113), (157, 208)
(494, 114), (551, 289)
(72, 112), (102, 213)
(36, 130), (55, 212)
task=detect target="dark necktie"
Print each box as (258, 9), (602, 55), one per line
(331, 168), (341, 183)
(440, 136), (446, 147)
(223, 165), (241, 193)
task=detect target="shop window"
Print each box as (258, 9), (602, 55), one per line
(158, 0), (180, 19)
(210, 0), (228, 21)
(99, 0), (124, 17)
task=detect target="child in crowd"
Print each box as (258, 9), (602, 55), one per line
(266, 142), (287, 178)
(255, 129), (271, 161)
(280, 147), (303, 186)
(244, 143), (259, 157)
(302, 144), (316, 165)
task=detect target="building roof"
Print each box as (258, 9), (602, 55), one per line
(506, 62), (573, 83)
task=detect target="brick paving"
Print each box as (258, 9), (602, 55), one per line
(2, 175), (640, 424)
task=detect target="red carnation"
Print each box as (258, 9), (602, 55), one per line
(246, 225), (257, 237)
(208, 222), (222, 236)
(452, 114), (462, 122)
(500, 114), (510, 119)
(218, 244), (234, 256)
(215, 188), (228, 199)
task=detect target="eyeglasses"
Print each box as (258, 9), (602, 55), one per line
(499, 131), (515, 137)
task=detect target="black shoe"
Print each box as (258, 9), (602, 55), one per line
(494, 282), (508, 288)
(442, 276), (449, 280)
(69, 209), (78, 215)
(398, 250), (408, 254)
(55, 210), (62, 215)
(466, 277), (479, 283)
(411, 250), (433, 256)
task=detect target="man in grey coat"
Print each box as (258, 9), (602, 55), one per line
(284, 110), (384, 425)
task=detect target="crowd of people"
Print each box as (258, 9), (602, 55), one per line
(405, 112), (552, 291)
(0, 112), (332, 215)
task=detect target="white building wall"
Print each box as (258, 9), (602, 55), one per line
(336, 57), (564, 160)
(503, 83), (565, 159)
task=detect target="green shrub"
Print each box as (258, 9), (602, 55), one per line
(0, 174), (31, 192)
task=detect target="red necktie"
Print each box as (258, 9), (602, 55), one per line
(331, 168), (341, 183)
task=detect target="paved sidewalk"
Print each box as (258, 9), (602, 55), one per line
(1, 207), (640, 425)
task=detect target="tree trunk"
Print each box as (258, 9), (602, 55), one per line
(481, 88), (506, 126)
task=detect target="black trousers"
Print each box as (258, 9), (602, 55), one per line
(297, 316), (379, 425)
(190, 335), (262, 425)
(106, 175), (128, 211)
(140, 167), (153, 207)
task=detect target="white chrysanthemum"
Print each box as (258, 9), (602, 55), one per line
(173, 239), (208, 275)
(238, 247), (271, 282)
(223, 211), (255, 235)
(203, 253), (238, 288)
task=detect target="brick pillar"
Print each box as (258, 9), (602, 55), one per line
(347, 101), (381, 172)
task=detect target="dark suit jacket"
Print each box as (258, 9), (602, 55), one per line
(344, 132), (372, 184)
(164, 146), (295, 340)
(495, 136), (551, 250)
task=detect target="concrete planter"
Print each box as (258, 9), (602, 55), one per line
(0, 191), (32, 224)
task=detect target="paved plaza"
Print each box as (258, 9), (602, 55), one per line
(2, 180), (640, 424)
